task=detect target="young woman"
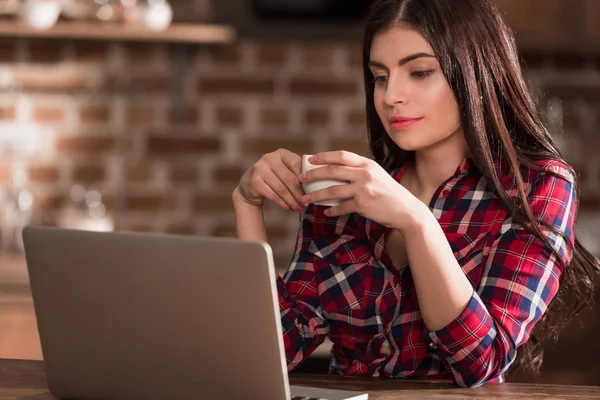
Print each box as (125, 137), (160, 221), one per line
(232, 0), (600, 388)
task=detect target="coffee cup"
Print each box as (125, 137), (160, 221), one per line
(301, 154), (350, 207)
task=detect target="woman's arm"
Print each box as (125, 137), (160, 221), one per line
(233, 186), (329, 370)
(396, 170), (577, 388)
(232, 186), (268, 244)
(401, 216), (475, 330)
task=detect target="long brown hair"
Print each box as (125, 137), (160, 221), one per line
(362, 0), (600, 377)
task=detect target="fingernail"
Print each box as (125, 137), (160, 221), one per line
(302, 195), (310, 203)
(298, 173), (305, 182)
(309, 155), (317, 162)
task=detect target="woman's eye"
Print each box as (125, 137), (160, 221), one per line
(411, 70), (434, 79)
(372, 76), (388, 85)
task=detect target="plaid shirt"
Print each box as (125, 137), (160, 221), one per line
(276, 157), (577, 388)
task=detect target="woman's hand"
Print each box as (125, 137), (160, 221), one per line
(234, 148), (306, 213)
(298, 151), (428, 232)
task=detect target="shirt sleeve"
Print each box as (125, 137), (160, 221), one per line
(277, 208), (330, 371)
(426, 166), (577, 388)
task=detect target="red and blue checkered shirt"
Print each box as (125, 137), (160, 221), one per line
(276, 157), (577, 388)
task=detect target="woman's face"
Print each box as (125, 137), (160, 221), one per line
(369, 26), (463, 153)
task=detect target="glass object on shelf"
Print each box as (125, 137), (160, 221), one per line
(0, 165), (34, 254)
(9, 0), (173, 30)
(144, 0), (172, 31)
(57, 0), (172, 30)
(57, 184), (114, 232)
(19, 0), (62, 30)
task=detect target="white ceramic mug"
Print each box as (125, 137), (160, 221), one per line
(301, 154), (349, 207)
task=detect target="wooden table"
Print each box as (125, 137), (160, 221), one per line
(1, 359), (599, 399)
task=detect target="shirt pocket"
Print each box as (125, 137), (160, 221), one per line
(445, 231), (491, 287)
(309, 235), (373, 314)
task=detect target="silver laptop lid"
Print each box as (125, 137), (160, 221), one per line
(22, 226), (291, 400)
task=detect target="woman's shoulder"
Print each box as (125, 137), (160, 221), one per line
(524, 159), (577, 211)
(528, 159), (576, 185)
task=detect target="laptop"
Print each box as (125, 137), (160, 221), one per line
(22, 226), (368, 400)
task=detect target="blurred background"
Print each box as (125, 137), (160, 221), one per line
(0, 0), (599, 386)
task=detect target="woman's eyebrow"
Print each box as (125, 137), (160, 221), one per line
(368, 52), (436, 69)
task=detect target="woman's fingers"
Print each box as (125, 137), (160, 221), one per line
(256, 177), (294, 211)
(279, 149), (303, 176)
(303, 183), (355, 205)
(262, 169), (302, 211)
(273, 161), (306, 204)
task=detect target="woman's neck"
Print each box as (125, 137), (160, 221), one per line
(406, 131), (470, 196)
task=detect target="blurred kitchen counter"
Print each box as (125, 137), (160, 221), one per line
(0, 254), (30, 288)
(0, 253), (42, 360)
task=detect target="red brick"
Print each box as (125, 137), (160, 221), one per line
(200, 77), (275, 94)
(56, 136), (115, 153)
(171, 165), (198, 182)
(169, 106), (199, 124)
(260, 106), (288, 126)
(27, 39), (66, 63)
(128, 76), (172, 93)
(193, 195), (233, 212)
(256, 43), (289, 66)
(216, 106), (244, 125)
(28, 166), (59, 183)
(329, 138), (371, 157)
(0, 106), (16, 120)
(208, 44), (242, 64)
(125, 195), (175, 210)
(73, 165), (106, 182)
(289, 78), (357, 96)
(348, 45), (363, 67)
(127, 164), (152, 183)
(147, 136), (221, 155)
(0, 39), (16, 62)
(13, 69), (94, 91)
(129, 105), (155, 124)
(79, 105), (111, 123)
(304, 109), (330, 126)
(93, 194), (115, 211)
(124, 42), (160, 64)
(215, 166), (243, 182)
(32, 107), (64, 122)
(72, 40), (110, 62)
(303, 44), (336, 67)
(34, 194), (65, 210)
(348, 109), (367, 127)
(239, 138), (313, 156)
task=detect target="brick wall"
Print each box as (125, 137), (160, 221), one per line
(2, 36), (599, 267)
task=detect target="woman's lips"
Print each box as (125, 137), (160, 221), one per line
(390, 118), (423, 131)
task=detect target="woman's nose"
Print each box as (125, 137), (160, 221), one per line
(383, 77), (408, 105)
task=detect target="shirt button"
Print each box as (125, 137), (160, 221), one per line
(441, 189), (450, 197)
(335, 252), (341, 259)
(429, 342), (437, 350)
